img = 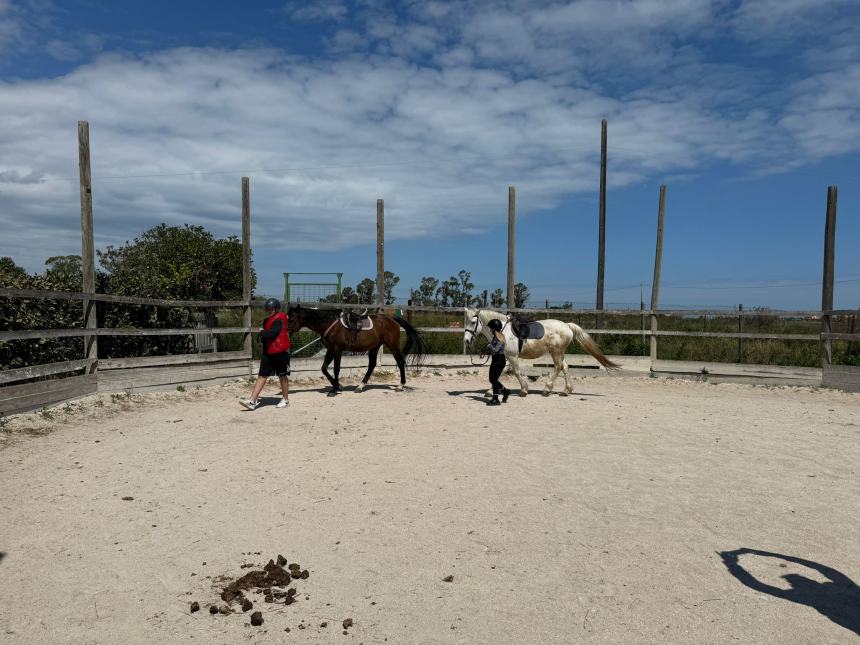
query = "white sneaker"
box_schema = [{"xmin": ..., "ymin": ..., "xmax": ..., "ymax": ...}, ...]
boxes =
[
  {"xmin": 240, "ymin": 398, "xmax": 259, "ymax": 411},
  {"xmin": 276, "ymin": 398, "xmax": 290, "ymax": 408}
]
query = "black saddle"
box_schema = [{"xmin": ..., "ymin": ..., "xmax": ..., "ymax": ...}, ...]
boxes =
[{"xmin": 508, "ymin": 313, "xmax": 544, "ymax": 351}]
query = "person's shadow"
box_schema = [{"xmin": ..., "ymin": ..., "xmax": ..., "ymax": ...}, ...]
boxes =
[{"xmin": 720, "ymin": 548, "xmax": 860, "ymax": 637}]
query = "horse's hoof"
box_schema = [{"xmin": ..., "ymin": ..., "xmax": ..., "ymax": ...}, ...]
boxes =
[
  {"xmin": 542, "ymin": 390, "xmax": 551, "ymax": 397},
  {"xmin": 327, "ymin": 390, "xmax": 339, "ymax": 397},
  {"xmin": 519, "ymin": 390, "xmax": 528, "ymax": 397},
  {"xmin": 395, "ymin": 385, "xmax": 404, "ymax": 392},
  {"xmin": 559, "ymin": 391, "xmax": 569, "ymax": 397},
  {"xmin": 354, "ymin": 384, "xmax": 365, "ymax": 393}
]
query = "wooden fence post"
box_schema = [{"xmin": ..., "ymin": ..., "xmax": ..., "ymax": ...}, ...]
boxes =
[
  {"xmin": 377, "ymin": 199, "xmax": 384, "ymax": 307},
  {"xmin": 596, "ymin": 118, "xmax": 607, "ymax": 329},
  {"xmin": 507, "ymin": 186, "xmax": 516, "ymax": 308},
  {"xmin": 78, "ymin": 121, "xmax": 97, "ymax": 375},
  {"xmin": 242, "ymin": 177, "xmax": 252, "ymax": 376},
  {"xmin": 650, "ymin": 185, "xmax": 667, "ymax": 363},
  {"xmin": 821, "ymin": 185, "xmax": 837, "ymax": 367},
  {"xmin": 737, "ymin": 304, "xmax": 743, "ymax": 363}
]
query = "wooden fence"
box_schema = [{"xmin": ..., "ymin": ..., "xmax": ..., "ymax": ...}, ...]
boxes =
[
  {"xmin": 0, "ymin": 286, "xmax": 254, "ymax": 415},
  {"xmin": 2, "ymin": 289, "xmax": 859, "ymax": 415},
  {"xmin": 2, "ymin": 120, "xmax": 858, "ymax": 415}
]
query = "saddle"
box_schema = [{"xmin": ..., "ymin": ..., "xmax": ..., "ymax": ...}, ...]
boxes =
[
  {"xmin": 339, "ymin": 308, "xmax": 374, "ymax": 346},
  {"xmin": 508, "ymin": 313, "xmax": 545, "ymax": 352}
]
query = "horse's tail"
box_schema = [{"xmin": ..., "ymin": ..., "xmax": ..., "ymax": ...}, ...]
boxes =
[
  {"xmin": 395, "ymin": 317, "xmax": 427, "ymax": 369},
  {"xmin": 566, "ymin": 323, "xmax": 621, "ymax": 370}
]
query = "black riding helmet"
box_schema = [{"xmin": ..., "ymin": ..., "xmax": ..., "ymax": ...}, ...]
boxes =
[
  {"xmin": 264, "ymin": 297, "xmax": 281, "ymax": 311},
  {"xmin": 487, "ymin": 318, "xmax": 503, "ymax": 332}
]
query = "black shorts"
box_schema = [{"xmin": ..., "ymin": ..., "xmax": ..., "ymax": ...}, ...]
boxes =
[{"xmin": 259, "ymin": 352, "xmax": 290, "ymax": 378}]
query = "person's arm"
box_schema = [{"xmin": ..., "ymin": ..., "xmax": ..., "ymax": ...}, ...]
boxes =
[{"xmin": 260, "ymin": 319, "xmax": 282, "ymax": 340}]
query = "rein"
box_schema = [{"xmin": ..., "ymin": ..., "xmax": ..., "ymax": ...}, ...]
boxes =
[{"xmin": 465, "ymin": 312, "xmax": 509, "ymax": 366}]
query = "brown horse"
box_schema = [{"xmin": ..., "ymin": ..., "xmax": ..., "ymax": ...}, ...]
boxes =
[{"xmin": 287, "ymin": 305, "xmax": 426, "ymax": 395}]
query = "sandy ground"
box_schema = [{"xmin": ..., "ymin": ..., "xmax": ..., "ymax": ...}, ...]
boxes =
[{"xmin": 1, "ymin": 372, "xmax": 859, "ymax": 645}]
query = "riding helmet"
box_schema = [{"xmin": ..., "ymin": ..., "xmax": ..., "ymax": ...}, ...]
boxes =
[
  {"xmin": 487, "ymin": 319, "xmax": 503, "ymax": 332},
  {"xmin": 264, "ymin": 297, "xmax": 281, "ymax": 311}
]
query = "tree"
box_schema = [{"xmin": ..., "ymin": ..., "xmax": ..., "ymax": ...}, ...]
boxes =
[
  {"xmin": 383, "ymin": 271, "xmax": 400, "ymax": 305},
  {"xmin": 98, "ymin": 224, "xmax": 250, "ymax": 301},
  {"xmin": 456, "ymin": 270, "xmax": 475, "ymax": 306},
  {"xmin": 436, "ymin": 276, "xmax": 460, "ymax": 307},
  {"xmin": 355, "ymin": 278, "xmax": 376, "ymax": 304},
  {"xmin": 480, "ymin": 289, "xmax": 488, "ymax": 307},
  {"xmin": 44, "ymin": 255, "xmax": 82, "ymax": 289},
  {"xmin": 1, "ymin": 258, "xmax": 84, "ymax": 368},
  {"xmin": 97, "ymin": 224, "xmax": 250, "ymax": 357},
  {"xmin": 410, "ymin": 276, "xmax": 438, "ymax": 306},
  {"xmin": 490, "ymin": 288, "xmax": 505, "ymax": 308},
  {"xmin": 513, "ymin": 282, "xmax": 530, "ymax": 308},
  {"xmin": 341, "ymin": 286, "xmax": 358, "ymax": 304},
  {"xmin": 0, "ymin": 256, "xmax": 27, "ymax": 279}
]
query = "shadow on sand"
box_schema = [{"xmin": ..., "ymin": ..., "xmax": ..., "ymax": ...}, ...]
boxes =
[{"xmin": 720, "ymin": 548, "xmax": 860, "ymax": 637}]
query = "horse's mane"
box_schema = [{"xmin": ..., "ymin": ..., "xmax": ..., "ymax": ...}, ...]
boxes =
[
  {"xmin": 476, "ymin": 310, "xmax": 507, "ymax": 324},
  {"xmin": 291, "ymin": 306, "xmax": 337, "ymax": 326}
]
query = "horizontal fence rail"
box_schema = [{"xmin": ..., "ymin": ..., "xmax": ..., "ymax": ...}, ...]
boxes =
[
  {"xmin": 0, "ymin": 327, "xmax": 251, "ymax": 341},
  {"xmin": 0, "ymin": 287, "xmax": 247, "ymax": 308},
  {"xmin": 2, "ymin": 286, "xmax": 859, "ymax": 415}
]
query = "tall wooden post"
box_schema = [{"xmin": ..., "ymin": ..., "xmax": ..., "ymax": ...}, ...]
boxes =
[
  {"xmin": 737, "ymin": 304, "xmax": 744, "ymax": 363},
  {"xmin": 821, "ymin": 185, "xmax": 837, "ymax": 367},
  {"xmin": 650, "ymin": 185, "xmax": 667, "ymax": 362},
  {"xmin": 241, "ymin": 177, "xmax": 252, "ymax": 374},
  {"xmin": 376, "ymin": 199, "xmax": 384, "ymax": 307},
  {"xmin": 596, "ymin": 119, "xmax": 607, "ymax": 328},
  {"xmin": 78, "ymin": 121, "xmax": 97, "ymax": 374},
  {"xmin": 507, "ymin": 186, "xmax": 516, "ymax": 309}
]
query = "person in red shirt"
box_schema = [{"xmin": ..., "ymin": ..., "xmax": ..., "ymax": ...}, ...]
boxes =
[{"xmin": 240, "ymin": 298, "xmax": 291, "ymax": 410}]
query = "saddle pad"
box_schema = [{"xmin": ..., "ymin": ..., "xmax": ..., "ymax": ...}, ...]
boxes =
[
  {"xmin": 339, "ymin": 313, "xmax": 374, "ymax": 331},
  {"xmin": 525, "ymin": 321, "xmax": 545, "ymax": 339}
]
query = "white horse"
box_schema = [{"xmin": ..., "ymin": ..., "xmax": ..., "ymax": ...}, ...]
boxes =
[{"xmin": 464, "ymin": 308, "xmax": 620, "ymax": 396}]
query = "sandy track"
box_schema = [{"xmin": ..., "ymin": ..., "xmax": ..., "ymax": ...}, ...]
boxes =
[{"xmin": 1, "ymin": 374, "xmax": 859, "ymax": 644}]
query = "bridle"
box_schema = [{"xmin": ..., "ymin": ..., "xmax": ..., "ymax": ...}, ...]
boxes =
[{"xmin": 465, "ymin": 311, "xmax": 508, "ymax": 366}]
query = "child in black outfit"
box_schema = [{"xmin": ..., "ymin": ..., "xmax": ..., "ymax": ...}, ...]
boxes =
[{"xmin": 485, "ymin": 318, "xmax": 511, "ymax": 406}]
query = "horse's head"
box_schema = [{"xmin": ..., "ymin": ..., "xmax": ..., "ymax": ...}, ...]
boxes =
[
  {"xmin": 463, "ymin": 308, "xmax": 483, "ymax": 349},
  {"xmin": 286, "ymin": 304, "xmax": 304, "ymax": 334}
]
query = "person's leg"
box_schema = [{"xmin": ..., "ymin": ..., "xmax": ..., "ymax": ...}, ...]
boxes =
[
  {"xmin": 499, "ymin": 356, "xmax": 510, "ymax": 402},
  {"xmin": 242, "ymin": 355, "xmax": 273, "ymax": 409},
  {"xmin": 488, "ymin": 356, "xmax": 503, "ymax": 404},
  {"xmin": 273, "ymin": 353, "xmax": 290, "ymax": 406},
  {"xmin": 250, "ymin": 376, "xmax": 267, "ymax": 401}
]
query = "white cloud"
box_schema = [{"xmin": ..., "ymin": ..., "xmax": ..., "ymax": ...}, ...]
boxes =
[
  {"xmin": 2, "ymin": 0, "xmax": 860, "ymax": 274},
  {"xmin": 1, "ymin": 42, "xmax": 857, "ymax": 274},
  {"xmin": 731, "ymin": 0, "xmax": 857, "ymax": 40},
  {"xmin": 0, "ymin": 0, "xmax": 23, "ymax": 52},
  {"xmin": 45, "ymin": 38, "xmax": 82, "ymax": 61},
  {"xmin": 282, "ymin": 0, "xmax": 348, "ymax": 22}
]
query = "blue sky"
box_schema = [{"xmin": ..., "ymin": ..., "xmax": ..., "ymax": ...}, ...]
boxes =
[{"xmin": 0, "ymin": 0, "xmax": 858, "ymax": 309}]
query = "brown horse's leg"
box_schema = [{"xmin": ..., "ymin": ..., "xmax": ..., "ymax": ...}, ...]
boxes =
[
  {"xmin": 333, "ymin": 350, "xmax": 343, "ymax": 391},
  {"xmin": 321, "ymin": 347, "xmax": 338, "ymax": 394},
  {"xmin": 390, "ymin": 348, "xmax": 406, "ymax": 389},
  {"xmin": 355, "ymin": 345, "xmax": 380, "ymax": 391}
]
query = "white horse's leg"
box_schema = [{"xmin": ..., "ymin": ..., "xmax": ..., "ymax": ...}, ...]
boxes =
[
  {"xmin": 508, "ymin": 355, "xmax": 529, "ymax": 396},
  {"xmin": 543, "ymin": 353, "xmax": 562, "ymax": 396},
  {"xmin": 562, "ymin": 357, "xmax": 573, "ymax": 394}
]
